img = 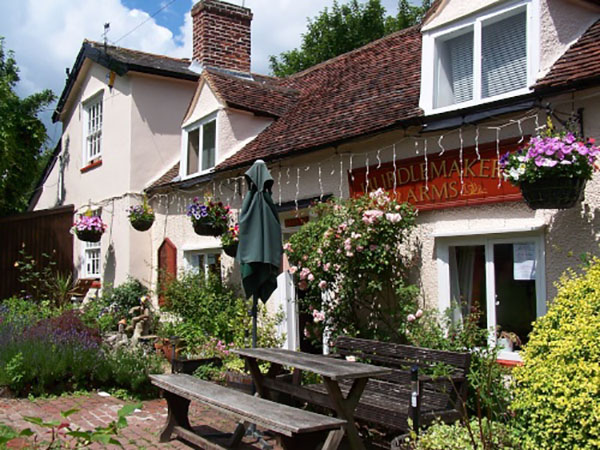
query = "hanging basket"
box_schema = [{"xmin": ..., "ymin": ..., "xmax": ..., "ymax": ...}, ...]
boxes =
[
  {"xmin": 76, "ymin": 229, "xmax": 103, "ymax": 243},
  {"xmin": 520, "ymin": 177, "xmax": 587, "ymax": 210},
  {"xmin": 130, "ymin": 216, "xmax": 154, "ymax": 232},
  {"xmin": 193, "ymin": 221, "xmax": 225, "ymax": 237},
  {"xmin": 223, "ymin": 242, "xmax": 238, "ymax": 258}
]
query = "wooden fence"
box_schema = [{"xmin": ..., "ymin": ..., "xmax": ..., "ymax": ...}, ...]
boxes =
[{"xmin": 0, "ymin": 205, "xmax": 74, "ymax": 300}]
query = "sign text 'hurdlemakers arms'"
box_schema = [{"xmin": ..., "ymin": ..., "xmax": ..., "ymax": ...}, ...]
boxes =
[{"xmin": 349, "ymin": 139, "xmax": 523, "ymax": 211}]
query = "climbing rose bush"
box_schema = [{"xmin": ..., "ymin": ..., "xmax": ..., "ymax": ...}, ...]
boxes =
[
  {"xmin": 285, "ymin": 189, "xmax": 419, "ymax": 343},
  {"xmin": 511, "ymin": 257, "xmax": 600, "ymax": 449}
]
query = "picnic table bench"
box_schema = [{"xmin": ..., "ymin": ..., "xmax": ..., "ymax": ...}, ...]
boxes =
[
  {"xmin": 301, "ymin": 336, "xmax": 471, "ymax": 433},
  {"xmin": 150, "ymin": 373, "xmax": 346, "ymax": 450}
]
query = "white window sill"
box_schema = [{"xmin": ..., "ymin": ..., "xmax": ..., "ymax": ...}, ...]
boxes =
[
  {"xmin": 423, "ymin": 87, "xmax": 532, "ymax": 116},
  {"xmin": 179, "ymin": 167, "xmax": 215, "ymax": 181}
]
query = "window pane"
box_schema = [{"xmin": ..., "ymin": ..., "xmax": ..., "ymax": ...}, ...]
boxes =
[
  {"xmin": 187, "ymin": 128, "xmax": 200, "ymax": 175},
  {"xmin": 482, "ymin": 10, "xmax": 527, "ymax": 98},
  {"xmin": 494, "ymin": 243, "xmax": 536, "ymax": 349},
  {"xmin": 449, "ymin": 245, "xmax": 487, "ymax": 332},
  {"xmin": 202, "ymin": 120, "xmax": 216, "ymax": 171},
  {"xmin": 435, "ymin": 29, "xmax": 474, "ymax": 108}
]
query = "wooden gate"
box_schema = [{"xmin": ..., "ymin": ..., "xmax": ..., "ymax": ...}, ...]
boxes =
[{"xmin": 0, "ymin": 205, "xmax": 74, "ymax": 300}]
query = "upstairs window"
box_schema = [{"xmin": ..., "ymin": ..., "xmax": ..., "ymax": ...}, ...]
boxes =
[
  {"xmin": 185, "ymin": 115, "xmax": 217, "ymax": 176},
  {"xmin": 423, "ymin": 1, "xmax": 537, "ymax": 114},
  {"xmin": 84, "ymin": 95, "xmax": 103, "ymax": 163}
]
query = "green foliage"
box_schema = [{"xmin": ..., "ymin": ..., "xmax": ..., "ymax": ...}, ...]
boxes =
[
  {"xmin": 402, "ymin": 418, "xmax": 516, "ymax": 450},
  {"xmin": 0, "ymin": 403, "xmax": 140, "ymax": 448},
  {"xmin": 14, "ymin": 246, "xmax": 73, "ymax": 307},
  {"xmin": 407, "ymin": 307, "xmax": 512, "ymax": 422},
  {"xmin": 286, "ymin": 190, "xmax": 419, "ymax": 343},
  {"xmin": 0, "ymin": 37, "xmax": 55, "ymax": 216},
  {"xmin": 512, "ymin": 257, "xmax": 600, "ymax": 449},
  {"xmin": 163, "ymin": 272, "xmax": 248, "ymax": 348},
  {"xmin": 103, "ymin": 277, "xmax": 149, "ymax": 318},
  {"xmin": 269, "ymin": 0, "xmax": 430, "ymax": 77}
]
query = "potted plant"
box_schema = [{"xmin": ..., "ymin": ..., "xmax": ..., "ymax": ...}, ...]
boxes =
[
  {"xmin": 221, "ymin": 224, "xmax": 239, "ymax": 257},
  {"xmin": 500, "ymin": 118, "xmax": 600, "ymax": 209},
  {"xmin": 127, "ymin": 195, "xmax": 155, "ymax": 231},
  {"xmin": 70, "ymin": 210, "xmax": 106, "ymax": 242},
  {"xmin": 187, "ymin": 197, "xmax": 230, "ymax": 236},
  {"xmin": 497, "ymin": 330, "xmax": 522, "ymax": 352}
]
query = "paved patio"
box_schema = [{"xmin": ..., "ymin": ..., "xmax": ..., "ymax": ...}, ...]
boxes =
[{"xmin": 0, "ymin": 392, "xmax": 281, "ymax": 449}]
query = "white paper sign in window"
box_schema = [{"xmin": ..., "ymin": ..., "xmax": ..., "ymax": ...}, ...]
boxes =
[{"xmin": 513, "ymin": 243, "xmax": 536, "ymax": 280}]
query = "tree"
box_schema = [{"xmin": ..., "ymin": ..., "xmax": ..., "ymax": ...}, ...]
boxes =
[
  {"xmin": 0, "ymin": 37, "xmax": 55, "ymax": 217},
  {"xmin": 269, "ymin": 0, "xmax": 432, "ymax": 77}
]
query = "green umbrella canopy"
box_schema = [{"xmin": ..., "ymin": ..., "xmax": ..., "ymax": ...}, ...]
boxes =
[{"xmin": 238, "ymin": 160, "xmax": 282, "ymax": 302}]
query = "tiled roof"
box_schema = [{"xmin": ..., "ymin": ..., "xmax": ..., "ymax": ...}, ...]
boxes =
[
  {"xmin": 204, "ymin": 68, "xmax": 300, "ymax": 117},
  {"xmin": 536, "ymin": 19, "xmax": 600, "ymax": 90},
  {"xmin": 147, "ymin": 163, "xmax": 180, "ymax": 190},
  {"xmin": 86, "ymin": 40, "xmax": 199, "ymax": 79},
  {"xmin": 53, "ymin": 41, "xmax": 198, "ymax": 122},
  {"xmin": 216, "ymin": 26, "xmax": 423, "ymax": 170}
]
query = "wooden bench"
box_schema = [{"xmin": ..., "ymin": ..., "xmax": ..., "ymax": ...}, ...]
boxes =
[
  {"xmin": 150, "ymin": 374, "xmax": 346, "ymax": 450},
  {"xmin": 293, "ymin": 336, "xmax": 471, "ymax": 433}
]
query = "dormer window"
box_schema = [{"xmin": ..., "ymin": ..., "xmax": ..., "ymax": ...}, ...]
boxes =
[
  {"xmin": 184, "ymin": 114, "xmax": 217, "ymax": 176},
  {"xmin": 421, "ymin": 0, "xmax": 538, "ymax": 114}
]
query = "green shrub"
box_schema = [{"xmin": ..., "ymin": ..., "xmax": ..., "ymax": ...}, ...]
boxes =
[
  {"xmin": 103, "ymin": 278, "xmax": 149, "ymax": 317},
  {"xmin": 163, "ymin": 272, "xmax": 247, "ymax": 348},
  {"xmin": 512, "ymin": 258, "xmax": 600, "ymax": 449},
  {"xmin": 402, "ymin": 419, "xmax": 516, "ymax": 450}
]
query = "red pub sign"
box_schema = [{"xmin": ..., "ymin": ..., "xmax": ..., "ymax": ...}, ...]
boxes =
[{"xmin": 349, "ymin": 139, "xmax": 523, "ymax": 211}]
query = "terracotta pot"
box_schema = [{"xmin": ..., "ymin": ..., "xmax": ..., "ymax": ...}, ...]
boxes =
[
  {"xmin": 520, "ymin": 177, "xmax": 586, "ymax": 210},
  {"xmin": 76, "ymin": 229, "xmax": 103, "ymax": 242},
  {"xmin": 131, "ymin": 216, "xmax": 154, "ymax": 231}
]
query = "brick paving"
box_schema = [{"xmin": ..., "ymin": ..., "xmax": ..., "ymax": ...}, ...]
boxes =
[{"xmin": 0, "ymin": 392, "xmax": 281, "ymax": 449}]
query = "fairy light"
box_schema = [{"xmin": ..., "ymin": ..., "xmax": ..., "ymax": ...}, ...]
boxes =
[
  {"xmin": 415, "ymin": 140, "xmax": 420, "ymax": 155},
  {"xmin": 424, "ymin": 138, "xmax": 429, "ymax": 192},
  {"xmin": 438, "ymin": 135, "xmax": 445, "ymax": 155},
  {"xmin": 349, "ymin": 153, "xmax": 354, "ymax": 182},
  {"xmin": 365, "ymin": 156, "xmax": 370, "ymax": 193},
  {"xmin": 318, "ymin": 163, "xmax": 324, "ymax": 200},
  {"xmin": 392, "ymin": 144, "xmax": 397, "ymax": 193},
  {"xmin": 495, "ymin": 127, "xmax": 501, "ymax": 187},
  {"xmin": 475, "ymin": 127, "xmax": 481, "ymax": 160},
  {"xmin": 286, "ymin": 167, "xmax": 290, "ymax": 186},
  {"xmin": 459, "ymin": 128, "xmax": 464, "ymax": 194},
  {"xmin": 517, "ymin": 119, "xmax": 524, "ymax": 143},
  {"xmin": 295, "ymin": 167, "xmax": 300, "ymax": 211},
  {"xmin": 376, "ymin": 149, "xmax": 382, "ymax": 169},
  {"xmin": 278, "ymin": 167, "xmax": 282, "ymax": 206},
  {"xmin": 339, "ymin": 154, "xmax": 344, "ymax": 199}
]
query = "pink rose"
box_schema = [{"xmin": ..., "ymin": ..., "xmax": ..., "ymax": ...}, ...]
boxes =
[
  {"xmin": 369, "ymin": 244, "xmax": 377, "ymax": 251},
  {"xmin": 307, "ymin": 273, "xmax": 315, "ymax": 282},
  {"xmin": 415, "ymin": 309, "xmax": 423, "ymax": 318},
  {"xmin": 302, "ymin": 255, "xmax": 308, "ymax": 261},
  {"xmin": 289, "ymin": 266, "xmax": 298, "ymax": 274},
  {"xmin": 318, "ymin": 280, "xmax": 327, "ymax": 289},
  {"xmin": 283, "ymin": 242, "xmax": 293, "ymax": 252},
  {"xmin": 407, "ymin": 314, "xmax": 416, "ymax": 322},
  {"xmin": 356, "ymin": 245, "xmax": 364, "ymax": 252},
  {"xmin": 323, "ymin": 263, "xmax": 331, "ymax": 272}
]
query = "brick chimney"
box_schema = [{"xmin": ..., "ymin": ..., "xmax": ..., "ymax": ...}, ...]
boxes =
[{"xmin": 191, "ymin": 0, "xmax": 252, "ymax": 73}]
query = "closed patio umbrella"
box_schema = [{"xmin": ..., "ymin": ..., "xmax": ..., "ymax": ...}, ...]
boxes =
[{"xmin": 237, "ymin": 159, "xmax": 282, "ymax": 347}]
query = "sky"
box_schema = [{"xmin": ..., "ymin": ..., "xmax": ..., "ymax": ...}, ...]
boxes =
[{"xmin": 0, "ymin": 0, "xmax": 403, "ymax": 145}]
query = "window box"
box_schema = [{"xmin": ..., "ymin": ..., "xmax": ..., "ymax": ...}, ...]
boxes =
[
  {"xmin": 420, "ymin": 0, "xmax": 539, "ymax": 115},
  {"xmin": 80, "ymin": 159, "xmax": 102, "ymax": 173}
]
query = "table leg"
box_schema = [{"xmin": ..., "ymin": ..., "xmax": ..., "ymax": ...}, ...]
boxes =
[
  {"xmin": 159, "ymin": 392, "xmax": 192, "ymax": 442},
  {"xmin": 322, "ymin": 377, "xmax": 367, "ymax": 450},
  {"xmin": 245, "ymin": 357, "xmax": 267, "ymax": 398}
]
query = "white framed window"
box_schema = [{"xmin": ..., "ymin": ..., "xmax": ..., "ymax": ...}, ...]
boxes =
[
  {"xmin": 182, "ymin": 113, "xmax": 217, "ymax": 177},
  {"xmin": 83, "ymin": 241, "xmax": 101, "ymax": 277},
  {"xmin": 83, "ymin": 93, "xmax": 103, "ymax": 164},
  {"xmin": 420, "ymin": 0, "xmax": 539, "ymax": 114},
  {"xmin": 436, "ymin": 232, "xmax": 546, "ymax": 361},
  {"xmin": 184, "ymin": 249, "xmax": 222, "ymax": 280}
]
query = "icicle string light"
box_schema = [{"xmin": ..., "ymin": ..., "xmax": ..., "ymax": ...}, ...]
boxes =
[
  {"xmin": 295, "ymin": 167, "xmax": 300, "ymax": 211},
  {"xmin": 495, "ymin": 127, "xmax": 501, "ymax": 187},
  {"xmin": 475, "ymin": 127, "xmax": 480, "ymax": 160},
  {"xmin": 438, "ymin": 135, "xmax": 445, "ymax": 155},
  {"xmin": 365, "ymin": 156, "xmax": 370, "ymax": 193},
  {"xmin": 349, "ymin": 153, "xmax": 354, "ymax": 182},
  {"xmin": 517, "ymin": 120, "xmax": 524, "ymax": 143},
  {"xmin": 278, "ymin": 167, "xmax": 282, "ymax": 205},
  {"xmin": 376, "ymin": 149, "xmax": 382, "ymax": 168},
  {"xmin": 424, "ymin": 138, "xmax": 429, "ymax": 192},
  {"xmin": 318, "ymin": 163, "xmax": 324, "ymax": 200},
  {"xmin": 392, "ymin": 144, "xmax": 397, "ymax": 193},
  {"xmin": 339, "ymin": 155, "xmax": 344, "ymax": 199},
  {"xmin": 459, "ymin": 128, "xmax": 464, "ymax": 194}
]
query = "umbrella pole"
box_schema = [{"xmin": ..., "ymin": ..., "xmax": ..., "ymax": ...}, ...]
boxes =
[{"xmin": 251, "ymin": 296, "xmax": 258, "ymax": 348}]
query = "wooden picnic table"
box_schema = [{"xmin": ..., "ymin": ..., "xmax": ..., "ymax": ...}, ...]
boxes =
[{"xmin": 233, "ymin": 347, "xmax": 392, "ymax": 450}]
